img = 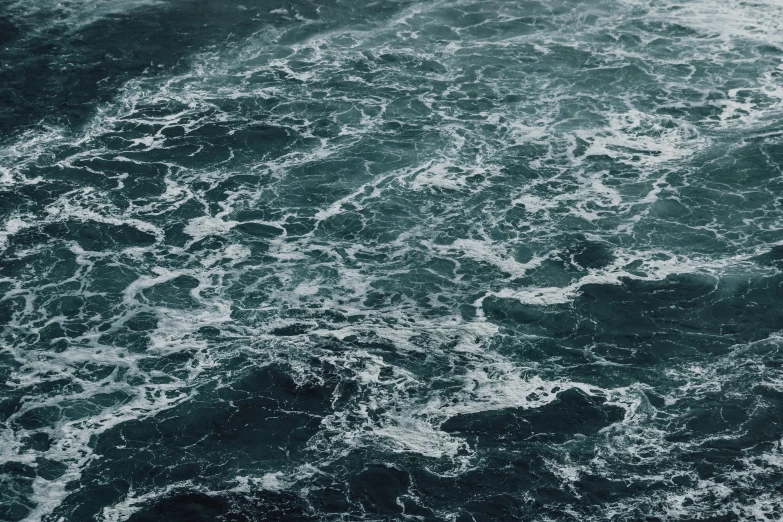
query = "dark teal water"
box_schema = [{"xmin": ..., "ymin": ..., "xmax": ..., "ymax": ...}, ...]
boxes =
[{"xmin": 2, "ymin": 0, "xmax": 783, "ymax": 520}]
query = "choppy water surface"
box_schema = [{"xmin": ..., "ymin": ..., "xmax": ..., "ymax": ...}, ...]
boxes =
[{"xmin": 2, "ymin": 0, "xmax": 783, "ymax": 520}]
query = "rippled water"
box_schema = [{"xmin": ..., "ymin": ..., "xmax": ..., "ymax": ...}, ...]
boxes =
[{"xmin": 2, "ymin": 0, "xmax": 783, "ymax": 520}]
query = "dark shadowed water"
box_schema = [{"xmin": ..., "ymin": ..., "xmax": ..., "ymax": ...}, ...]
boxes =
[{"xmin": 2, "ymin": 0, "xmax": 783, "ymax": 520}]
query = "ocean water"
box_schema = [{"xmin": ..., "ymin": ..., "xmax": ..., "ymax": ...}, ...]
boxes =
[{"xmin": 2, "ymin": 0, "xmax": 783, "ymax": 520}]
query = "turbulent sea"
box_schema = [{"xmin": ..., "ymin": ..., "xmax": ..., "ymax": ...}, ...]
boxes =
[{"xmin": 3, "ymin": 0, "xmax": 783, "ymax": 520}]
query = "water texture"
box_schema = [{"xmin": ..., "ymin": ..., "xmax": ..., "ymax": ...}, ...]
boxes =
[{"xmin": 1, "ymin": 0, "xmax": 783, "ymax": 520}]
